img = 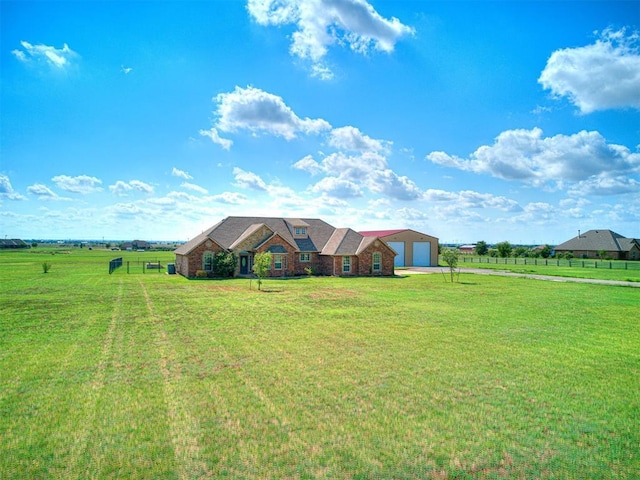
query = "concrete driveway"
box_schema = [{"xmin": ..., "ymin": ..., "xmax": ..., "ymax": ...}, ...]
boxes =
[{"xmin": 401, "ymin": 266, "xmax": 640, "ymax": 288}]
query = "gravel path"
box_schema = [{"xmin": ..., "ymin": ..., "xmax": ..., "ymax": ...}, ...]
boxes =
[{"xmin": 401, "ymin": 267, "xmax": 640, "ymax": 288}]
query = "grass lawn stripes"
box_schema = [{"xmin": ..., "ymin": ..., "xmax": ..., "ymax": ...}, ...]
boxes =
[{"xmin": 0, "ymin": 248, "xmax": 638, "ymax": 478}]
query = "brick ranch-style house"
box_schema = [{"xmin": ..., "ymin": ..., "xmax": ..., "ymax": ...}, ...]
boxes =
[
  {"xmin": 174, "ymin": 216, "xmax": 397, "ymax": 278},
  {"xmin": 554, "ymin": 229, "xmax": 640, "ymax": 260}
]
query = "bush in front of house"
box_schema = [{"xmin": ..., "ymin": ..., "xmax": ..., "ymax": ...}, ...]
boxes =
[{"xmin": 212, "ymin": 251, "xmax": 237, "ymax": 278}]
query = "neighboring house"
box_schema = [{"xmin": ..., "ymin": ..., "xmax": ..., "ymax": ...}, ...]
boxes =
[
  {"xmin": 174, "ymin": 216, "xmax": 397, "ymax": 278},
  {"xmin": 0, "ymin": 239, "xmax": 29, "ymax": 249},
  {"xmin": 458, "ymin": 245, "xmax": 476, "ymax": 255},
  {"xmin": 121, "ymin": 240, "xmax": 151, "ymax": 251},
  {"xmin": 554, "ymin": 230, "xmax": 640, "ymax": 260},
  {"xmin": 359, "ymin": 229, "xmax": 439, "ymax": 267}
]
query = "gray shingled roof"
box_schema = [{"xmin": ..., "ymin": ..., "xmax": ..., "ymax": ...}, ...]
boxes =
[
  {"xmin": 175, "ymin": 216, "xmax": 358, "ymax": 256},
  {"xmin": 555, "ymin": 229, "xmax": 635, "ymax": 252}
]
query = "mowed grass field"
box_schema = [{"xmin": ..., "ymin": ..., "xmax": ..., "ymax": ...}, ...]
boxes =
[{"xmin": 1, "ymin": 248, "xmax": 638, "ymax": 479}]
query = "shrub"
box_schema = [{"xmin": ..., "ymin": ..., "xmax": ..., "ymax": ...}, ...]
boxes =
[
  {"xmin": 42, "ymin": 262, "xmax": 52, "ymax": 273},
  {"xmin": 212, "ymin": 251, "xmax": 237, "ymax": 277},
  {"xmin": 195, "ymin": 270, "xmax": 207, "ymax": 278}
]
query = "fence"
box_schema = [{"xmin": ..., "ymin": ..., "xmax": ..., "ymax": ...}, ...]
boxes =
[
  {"xmin": 457, "ymin": 256, "xmax": 640, "ymax": 271},
  {"xmin": 108, "ymin": 257, "xmax": 123, "ymax": 274},
  {"xmin": 108, "ymin": 257, "xmax": 166, "ymax": 274}
]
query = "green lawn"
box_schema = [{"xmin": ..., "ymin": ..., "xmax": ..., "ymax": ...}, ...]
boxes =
[{"xmin": 1, "ymin": 248, "xmax": 639, "ymax": 478}]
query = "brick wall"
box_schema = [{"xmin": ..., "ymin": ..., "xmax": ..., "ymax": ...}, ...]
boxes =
[
  {"xmin": 255, "ymin": 234, "xmax": 295, "ymax": 277},
  {"xmin": 176, "ymin": 240, "xmax": 224, "ymax": 277},
  {"xmin": 357, "ymin": 241, "xmax": 395, "ymax": 276}
]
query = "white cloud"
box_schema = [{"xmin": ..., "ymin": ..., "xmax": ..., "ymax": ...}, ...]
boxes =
[
  {"xmin": 368, "ymin": 169, "xmax": 422, "ymax": 201},
  {"xmin": 568, "ymin": 174, "xmax": 640, "ymax": 196},
  {"xmin": 232, "ymin": 167, "xmax": 269, "ymax": 191},
  {"xmin": 539, "ymin": 27, "xmax": 640, "ymax": 113},
  {"xmin": 199, "ymin": 127, "xmax": 233, "ymax": 150},
  {"xmin": 171, "ymin": 167, "xmax": 193, "ymax": 180},
  {"xmin": 181, "ymin": 182, "xmax": 209, "ymax": 194},
  {"xmin": 311, "ymin": 176, "xmax": 363, "ymax": 197},
  {"xmin": 426, "ymin": 128, "xmax": 640, "ymax": 191},
  {"xmin": 12, "ymin": 41, "xmax": 78, "ymax": 70},
  {"xmin": 109, "ymin": 180, "xmax": 153, "ymax": 196},
  {"xmin": 213, "ymin": 86, "xmax": 331, "ymax": 140},
  {"xmin": 423, "ymin": 189, "xmax": 522, "ymax": 212},
  {"xmin": 247, "ymin": 0, "xmax": 414, "ymax": 78},
  {"xmin": 292, "ymin": 154, "xmax": 323, "ymax": 175},
  {"xmin": 52, "ymin": 175, "xmax": 102, "ymax": 194},
  {"xmin": 328, "ymin": 126, "xmax": 390, "ymax": 153},
  {"xmin": 129, "ymin": 180, "xmax": 154, "ymax": 194},
  {"xmin": 298, "ymin": 150, "xmax": 422, "ymax": 202},
  {"xmin": 0, "ymin": 175, "xmax": 26, "ymax": 200},
  {"xmin": 210, "ymin": 192, "xmax": 249, "ymax": 204},
  {"xmin": 26, "ymin": 183, "xmax": 69, "ymax": 201}
]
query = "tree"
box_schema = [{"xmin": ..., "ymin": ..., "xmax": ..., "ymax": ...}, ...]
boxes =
[
  {"xmin": 252, "ymin": 251, "xmax": 272, "ymax": 290},
  {"xmin": 441, "ymin": 248, "xmax": 460, "ymax": 283},
  {"xmin": 513, "ymin": 246, "xmax": 528, "ymax": 257},
  {"xmin": 496, "ymin": 241, "xmax": 512, "ymax": 258},
  {"xmin": 475, "ymin": 240, "xmax": 488, "ymax": 256},
  {"xmin": 540, "ymin": 244, "xmax": 552, "ymax": 258}
]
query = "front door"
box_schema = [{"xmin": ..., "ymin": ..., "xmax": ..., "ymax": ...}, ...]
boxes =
[{"xmin": 240, "ymin": 255, "xmax": 249, "ymax": 274}]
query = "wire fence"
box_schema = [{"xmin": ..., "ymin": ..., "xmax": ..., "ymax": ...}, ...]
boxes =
[
  {"xmin": 457, "ymin": 256, "xmax": 640, "ymax": 271},
  {"xmin": 108, "ymin": 258, "xmax": 168, "ymax": 274}
]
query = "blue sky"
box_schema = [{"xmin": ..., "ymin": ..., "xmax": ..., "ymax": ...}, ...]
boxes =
[{"xmin": 1, "ymin": 0, "xmax": 639, "ymax": 244}]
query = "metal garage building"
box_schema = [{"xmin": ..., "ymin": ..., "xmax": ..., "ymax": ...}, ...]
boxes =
[{"xmin": 359, "ymin": 229, "xmax": 439, "ymax": 267}]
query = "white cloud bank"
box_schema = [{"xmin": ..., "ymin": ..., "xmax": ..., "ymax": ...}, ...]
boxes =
[
  {"xmin": 26, "ymin": 184, "xmax": 70, "ymax": 201},
  {"xmin": 171, "ymin": 167, "xmax": 193, "ymax": 180},
  {"xmin": 12, "ymin": 41, "xmax": 78, "ymax": 70},
  {"xmin": 109, "ymin": 180, "xmax": 154, "ymax": 196},
  {"xmin": 539, "ymin": 27, "xmax": 640, "ymax": 113},
  {"xmin": 427, "ymin": 127, "xmax": 640, "ymax": 195},
  {"xmin": 0, "ymin": 175, "xmax": 26, "ymax": 200},
  {"xmin": 247, "ymin": 0, "xmax": 414, "ymax": 79},
  {"xmin": 212, "ymin": 86, "xmax": 331, "ymax": 140},
  {"xmin": 52, "ymin": 175, "xmax": 103, "ymax": 194}
]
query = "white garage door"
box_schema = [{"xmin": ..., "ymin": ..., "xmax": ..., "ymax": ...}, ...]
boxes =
[
  {"xmin": 388, "ymin": 241, "xmax": 405, "ymax": 267},
  {"xmin": 413, "ymin": 242, "xmax": 431, "ymax": 266}
]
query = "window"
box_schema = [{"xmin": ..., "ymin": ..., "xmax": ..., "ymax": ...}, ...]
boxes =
[
  {"xmin": 274, "ymin": 254, "xmax": 283, "ymax": 270},
  {"xmin": 372, "ymin": 252, "xmax": 381, "ymax": 272},
  {"xmin": 342, "ymin": 256, "xmax": 351, "ymax": 273},
  {"xmin": 300, "ymin": 253, "xmax": 310, "ymax": 262},
  {"xmin": 203, "ymin": 251, "xmax": 214, "ymax": 271},
  {"xmin": 295, "ymin": 226, "xmax": 307, "ymax": 236}
]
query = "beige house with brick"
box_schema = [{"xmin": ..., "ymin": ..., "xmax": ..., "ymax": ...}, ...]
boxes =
[{"xmin": 174, "ymin": 216, "xmax": 396, "ymax": 278}]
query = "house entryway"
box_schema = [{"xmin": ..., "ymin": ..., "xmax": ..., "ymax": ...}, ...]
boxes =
[{"xmin": 240, "ymin": 255, "xmax": 250, "ymax": 275}]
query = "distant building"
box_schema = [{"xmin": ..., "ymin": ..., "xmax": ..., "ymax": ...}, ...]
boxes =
[
  {"xmin": 121, "ymin": 240, "xmax": 150, "ymax": 251},
  {"xmin": 554, "ymin": 230, "xmax": 640, "ymax": 260},
  {"xmin": 0, "ymin": 239, "xmax": 29, "ymax": 249},
  {"xmin": 458, "ymin": 244, "xmax": 476, "ymax": 254}
]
